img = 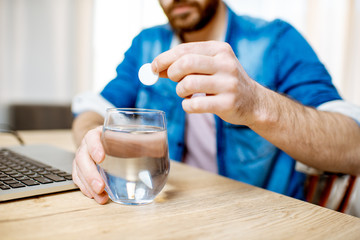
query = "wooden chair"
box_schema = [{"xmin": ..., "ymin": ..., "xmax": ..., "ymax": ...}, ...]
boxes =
[
  {"xmin": 296, "ymin": 162, "xmax": 357, "ymax": 213},
  {"xmin": 305, "ymin": 174, "xmax": 356, "ymax": 213}
]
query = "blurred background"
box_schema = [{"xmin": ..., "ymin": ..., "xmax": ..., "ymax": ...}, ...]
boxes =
[{"xmin": 0, "ymin": 0, "xmax": 359, "ymax": 129}]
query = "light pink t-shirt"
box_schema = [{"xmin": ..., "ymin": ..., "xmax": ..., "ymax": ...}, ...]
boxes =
[
  {"xmin": 170, "ymin": 34, "xmax": 222, "ymax": 174},
  {"xmin": 183, "ymin": 113, "xmax": 218, "ymax": 173}
]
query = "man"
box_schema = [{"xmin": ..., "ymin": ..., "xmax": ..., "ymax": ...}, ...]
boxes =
[{"xmin": 72, "ymin": 0, "xmax": 360, "ymax": 204}]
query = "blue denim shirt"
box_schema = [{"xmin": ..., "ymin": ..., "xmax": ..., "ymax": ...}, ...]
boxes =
[{"xmin": 101, "ymin": 7, "xmax": 341, "ymax": 199}]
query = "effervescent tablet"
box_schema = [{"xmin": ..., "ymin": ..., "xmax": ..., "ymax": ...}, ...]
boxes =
[{"xmin": 138, "ymin": 63, "xmax": 159, "ymax": 86}]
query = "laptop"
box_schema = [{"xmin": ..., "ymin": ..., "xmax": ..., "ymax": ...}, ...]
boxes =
[{"xmin": 0, "ymin": 144, "xmax": 78, "ymax": 202}]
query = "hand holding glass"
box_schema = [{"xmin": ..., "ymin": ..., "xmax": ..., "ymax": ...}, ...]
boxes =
[{"xmin": 98, "ymin": 108, "xmax": 170, "ymax": 205}]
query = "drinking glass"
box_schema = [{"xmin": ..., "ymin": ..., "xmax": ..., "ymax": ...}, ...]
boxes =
[{"xmin": 98, "ymin": 108, "xmax": 170, "ymax": 205}]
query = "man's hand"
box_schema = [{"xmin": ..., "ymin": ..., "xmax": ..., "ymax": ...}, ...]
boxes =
[
  {"xmin": 72, "ymin": 126, "xmax": 109, "ymax": 204},
  {"xmin": 152, "ymin": 41, "xmax": 266, "ymax": 127},
  {"xmin": 152, "ymin": 40, "xmax": 360, "ymax": 175}
]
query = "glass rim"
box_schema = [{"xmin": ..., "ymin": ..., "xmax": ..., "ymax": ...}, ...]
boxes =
[{"xmin": 105, "ymin": 108, "xmax": 165, "ymax": 115}]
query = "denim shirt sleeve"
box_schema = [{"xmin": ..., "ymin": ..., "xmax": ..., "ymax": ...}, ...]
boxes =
[{"xmin": 274, "ymin": 20, "xmax": 342, "ymax": 107}]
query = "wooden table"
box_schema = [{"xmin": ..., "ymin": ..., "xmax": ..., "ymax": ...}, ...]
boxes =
[{"xmin": 1, "ymin": 130, "xmax": 359, "ymax": 239}]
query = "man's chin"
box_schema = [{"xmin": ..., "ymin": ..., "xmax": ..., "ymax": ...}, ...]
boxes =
[{"xmin": 170, "ymin": 17, "xmax": 202, "ymax": 33}]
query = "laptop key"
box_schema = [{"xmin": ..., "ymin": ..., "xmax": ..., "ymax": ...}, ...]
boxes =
[
  {"xmin": 0, "ymin": 185, "xmax": 11, "ymax": 190},
  {"xmin": 11, "ymin": 166, "xmax": 23, "ymax": 170},
  {"xmin": 23, "ymin": 170, "xmax": 35, "ymax": 176},
  {"xmin": 9, "ymin": 173, "xmax": 23, "ymax": 178},
  {"xmin": 64, "ymin": 175, "xmax": 73, "ymax": 180},
  {"xmin": 3, "ymin": 168, "xmax": 13, "ymax": 173},
  {"xmin": 45, "ymin": 167, "xmax": 59, "ymax": 172},
  {"xmin": 44, "ymin": 174, "xmax": 66, "ymax": 182},
  {"xmin": 23, "ymin": 163, "xmax": 32, "ymax": 168},
  {"xmin": 9, "ymin": 183, "xmax": 26, "ymax": 188},
  {"xmin": 58, "ymin": 173, "xmax": 70, "ymax": 177},
  {"xmin": 5, "ymin": 170, "xmax": 17, "ymax": 175},
  {"xmin": 21, "ymin": 179, "xmax": 40, "ymax": 186},
  {"xmin": 8, "ymin": 163, "xmax": 19, "ymax": 168},
  {"xmin": 32, "ymin": 168, "xmax": 45, "ymax": 173},
  {"xmin": 0, "ymin": 177, "xmax": 13, "ymax": 181},
  {"xmin": 50, "ymin": 170, "xmax": 63, "ymax": 174},
  {"xmin": 33, "ymin": 177, "xmax": 53, "ymax": 184},
  {"xmin": 28, "ymin": 173, "xmax": 42, "ymax": 178},
  {"xmin": 17, "ymin": 168, "xmax": 29, "ymax": 173},
  {"xmin": 0, "ymin": 174, "xmax": 8, "ymax": 179},
  {"xmin": 4, "ymin": 180, "xmax": 18, "ymax": 185},
  {"xmin": 15, "ymin": 176, "xmax": 31, "ymax": 181}
]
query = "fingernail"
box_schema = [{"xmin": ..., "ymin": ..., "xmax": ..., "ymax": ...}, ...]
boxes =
[
  {"xmin": 94, "ymin": 149, "xmax": 104, "ymax": 163},
  {"xmin": 92, "ymin": 179, "xmax": 103, "ymax": 194},
  {"xmin": 191, "ymin": 93, "xmax": 206, "ymax": 98},
  {"xmin": 152, "ymin": 61, "xmax": 158, "ymax": 73}
]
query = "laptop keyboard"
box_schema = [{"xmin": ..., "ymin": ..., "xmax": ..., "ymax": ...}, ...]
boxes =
[{"xmin": 0, "ymin": 148, "xmax": 73, "ymax": 190}]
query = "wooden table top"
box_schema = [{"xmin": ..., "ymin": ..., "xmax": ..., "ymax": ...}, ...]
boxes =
[{"xmin": 1, "ymin": 130, "xmax": 359, "ymax": 240}]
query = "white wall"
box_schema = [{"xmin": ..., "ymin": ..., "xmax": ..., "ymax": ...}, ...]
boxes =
[
  {"xmin": 343, "ymin": 0, "xmax": 360, "ymax": 105},
  {"xmin": 92, "ymin": 0, "xmax": 167, "ymax": 91}
]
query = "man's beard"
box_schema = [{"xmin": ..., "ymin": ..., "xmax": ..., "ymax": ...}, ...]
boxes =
[{"xmin": 164, "ymin": 0, "xmax": 220, "ymax": 33}]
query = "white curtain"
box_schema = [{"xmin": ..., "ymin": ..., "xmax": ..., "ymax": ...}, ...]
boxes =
[{"xmin": 0, "ymin": 0, "xmax": 93, "ymax": 123}]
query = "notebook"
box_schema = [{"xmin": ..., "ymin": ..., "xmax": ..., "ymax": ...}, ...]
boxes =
[{"xmin": 0, "ymin": 144, "xmax": 78, "ymax": 201}]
